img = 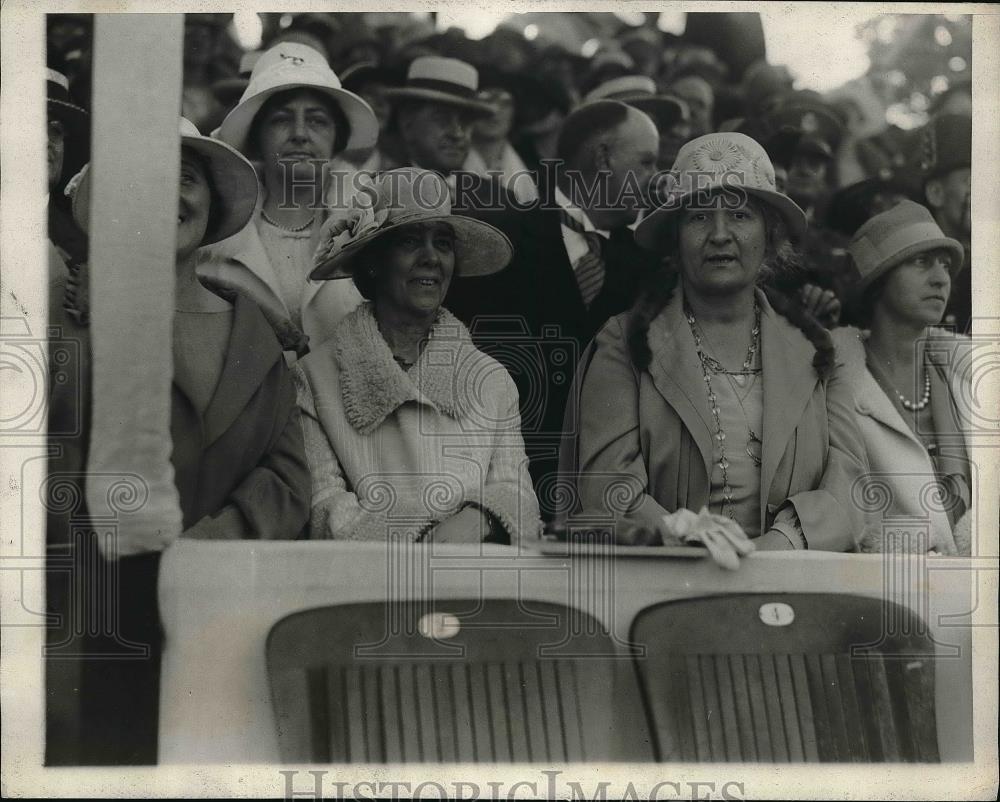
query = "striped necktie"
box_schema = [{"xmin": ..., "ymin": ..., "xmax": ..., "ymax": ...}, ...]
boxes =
[{"xmin": 559, "ymin": 209, "xmax": 606, "ymax": 307}]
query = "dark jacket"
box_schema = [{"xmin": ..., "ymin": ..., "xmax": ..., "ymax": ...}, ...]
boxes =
[{"xmin": 444, "ymin": 177, "xmax": 660, "ymax": 516}]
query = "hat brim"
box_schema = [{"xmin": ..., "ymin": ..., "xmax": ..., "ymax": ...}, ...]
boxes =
[
  {"xmin": 854, "ymin": 235, "xmax": 965, "ymax": 292},
  {"xmin": 310, "ymin": 213, "xmax": 512, "ymax": 281},
  {"xmin": 635, "ymin": 186, "xmax": 808, "ymax": 252},
  {"xmin": 70, "ymin": 135, "xmax": 259, "ymax": 247},
  {"xmin": 48, "ymin": 98, "xmax": 89, "ymax": 135},
  {"xmin": 219, "ymin": 81, "xmax": 380, "ymax": 155},
  {"xmin": 382, "ymin": 87, "xmax": 495, "ymax": 118},
  {"xmin": 180, "ymin": 135, "xmax": 260, "ymax": 244}
]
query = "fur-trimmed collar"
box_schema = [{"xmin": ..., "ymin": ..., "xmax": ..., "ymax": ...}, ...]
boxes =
[{"xmin": 333, "ymin": 302, "xmax": 479, "ymax": 434}]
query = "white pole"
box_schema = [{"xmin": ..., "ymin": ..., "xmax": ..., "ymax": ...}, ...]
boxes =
[{"xmin": 84, "ymin": 13, "xmax": 185, "ymax": 557}]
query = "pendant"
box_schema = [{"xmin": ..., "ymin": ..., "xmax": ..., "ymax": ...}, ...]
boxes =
[{"xmin": 733, "ymin": 374, "xmax": 748, "ymax": 388}]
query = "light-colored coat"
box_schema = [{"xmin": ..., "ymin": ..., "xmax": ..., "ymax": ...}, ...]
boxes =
[
  {"xmin": 202, "ymin": 184, "xmax": 363, "ymax": 352},
  {"xmin": 830, "ymin": 326, "xmax": 973, "ymax": 554},
  {"xmin": 561, "ymin": 288, "xmax": 869, "ymax": 551},
  {"xmin": 293, "ymin": 303, "xmax": 542, "ymax": 544}
]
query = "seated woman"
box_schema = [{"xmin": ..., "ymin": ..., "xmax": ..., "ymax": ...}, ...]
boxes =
[
  {"xmin": 209, "ymin": 41, "xmax": 381, "ymax": 353},
  {"xmin": 561, "ymin": 133, "xmax": 868, "ymax": 566},
  {"xmin": 51, "ymin": 117, "xmax": 311, "ymax": 763},
  {"xmin": 833, "ymin": 200, "xmax": 972, "ymax": 555},
  {"xmin": 295, "ymin": 168, "xmax": 542, "ymax": 544}
]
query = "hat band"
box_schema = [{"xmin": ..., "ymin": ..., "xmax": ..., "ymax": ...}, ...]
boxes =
[
  {"xmin": 406, "ymin": 77, "xmax": 478, "ymax": 100},
  {"xmin": 852, "ymin": 221, "xmax": 948, "ymax": 277},
  {"xmin": 47, "ymin": 82, "xmax": 74, "ymax": 104}
]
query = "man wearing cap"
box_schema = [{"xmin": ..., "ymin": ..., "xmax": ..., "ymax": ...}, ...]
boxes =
[{"xmin": 917, "ymin": 114, "xmax": 971, "ymax": 331}]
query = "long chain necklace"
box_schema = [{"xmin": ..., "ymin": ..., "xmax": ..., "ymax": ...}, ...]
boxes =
[
  {"xmin": 261, "ymin": 208, "xmax": 314, "ymax": 232},
  {"xmin": 685, "ymin": 302, "xmax": 762, "ymax": 516}
]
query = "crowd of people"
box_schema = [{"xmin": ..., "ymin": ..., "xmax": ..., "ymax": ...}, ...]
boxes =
[{"xmin": 44, "ymin": 12, "xmax": 975, "ymax": 764}]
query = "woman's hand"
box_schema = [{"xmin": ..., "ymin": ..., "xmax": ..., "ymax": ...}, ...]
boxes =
[
  {"xmin": 423, "ymin": 506, "xmax": 490, "ymax": 544},
  {"xmin": 659, "ymin": 508, "xmax": 755, "ymax": 570},
  {"xmin": 799, "ymin": 284, "xmax": 841, "ymax": 328}
]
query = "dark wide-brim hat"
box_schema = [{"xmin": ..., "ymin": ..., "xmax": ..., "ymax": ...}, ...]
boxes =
[
  {"xmin": 68, "ymin": 117, "xmax": 259, "ymax": 247},
  {"xmin": 848, "ymin": 200, "xmax": 965, "ymax": 292},
  {"xmin": 312, "ymin": 168, "xmax": 512, "ymax": 280},
  {"xmin": 382, "ymin": 56, "xmax": 495, "ymax": 118},
  {"xmin": 47, "ymin": 68, "xmax": 88, "ymax": 138}
]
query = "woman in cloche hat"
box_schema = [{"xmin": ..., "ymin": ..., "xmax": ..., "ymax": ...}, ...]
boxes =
[
  {"xmin": 561, "ymin": 132, "xmax": 868, "ymax": 568},
  {"xmin": 53, "ymin": 117, "xmax": 310, "ymax": 763},
  {"xmin": 832, "ymin": 200, "xmax": 972, "ymax": 556},
  {"xmin": 294, "ymin": 168, "xmax": 541, "ymax": 546},
  {"xmin": 207, "ymin": 41, "xmax": 380, "ymax": 353}
]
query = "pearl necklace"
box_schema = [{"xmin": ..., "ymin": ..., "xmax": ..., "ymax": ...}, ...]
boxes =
[
  {"xmin": 261, "ymin": 208, "xmax": 314, "ymax": 232},
  {"xmin": 685, "ymin": 302, "xmax": 762, "ymax": 517},
  {"xmin": 896, "ymin": 372, "xmax": 931, "ymax": 411}
]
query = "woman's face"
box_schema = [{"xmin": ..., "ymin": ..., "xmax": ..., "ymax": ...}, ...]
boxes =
[
  {"xmin": 876, "ymin": 248, "xmax": 953, "ymax": 328},
  {"xmin": 256, "ymin": 89, "xmax": 340, "ymax": 185},
  {"xmin": 177, "ymin": 149, "xmax": 212, "ymax": 259},
  {"xmin": 677, "ymin": 198, "xmax": 767, "ymax": 298},
  {"xmin": 374, "ymin": 222, "xmax": 456, "ymax": 319}
]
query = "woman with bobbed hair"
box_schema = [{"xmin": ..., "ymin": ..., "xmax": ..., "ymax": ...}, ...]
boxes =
[
  {"xmin": 561, "ymin": 133, "xmax": 868, "ymax": 568},
  {"xmin": 833, "ymin": 200, "xmax": 972, "ymax": 555}
]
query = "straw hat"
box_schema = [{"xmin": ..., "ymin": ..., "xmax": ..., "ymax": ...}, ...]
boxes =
[
  {"xmin": 68, "ymin": 117, "xmax": 258, "ymax": 247},
  {"xmin": 583, "ymin": 75, "xmax": 688, "ymax": 130},
  {"xmin": 311, "ymin": 168, "xmax": 511, "ymax": 280},
  {"xmin": 217, "ymin": 42, "xmax": 379, "ymax": 156},
  {"xmin": 847, "ymin": 200, "xmax": 964, "ymax": 292},
  {"xmin": 382, "ymin": 57, "xmax": 495, "ymax": 117},
  {"xmin": 635, "ymin": 131, "xmax": 808, "ymax": 250}
]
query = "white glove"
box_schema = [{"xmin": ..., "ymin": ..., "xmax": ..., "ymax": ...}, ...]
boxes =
[{"xmin": 660, "ymin": 507, "xmax": 755, "ymax": 570}]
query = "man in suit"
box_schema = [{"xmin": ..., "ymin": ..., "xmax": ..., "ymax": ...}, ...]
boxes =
[{"xmin": 449, "ymin": 99, "xmax": 661, "ymax": 521}]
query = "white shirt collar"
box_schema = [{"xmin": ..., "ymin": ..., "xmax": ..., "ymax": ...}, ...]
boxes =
[{"xmin": 553, "ymin": 186, "xmax": 609, "ymax": 238}]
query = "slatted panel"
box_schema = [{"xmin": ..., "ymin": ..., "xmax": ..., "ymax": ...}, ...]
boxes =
[
  {"xmin": 273, "ymin": 659, "xmax": 608, "ymax": 762},
  {"xmin": 644, "ymin": 652, "xmax": 936, "ymax": 762}
]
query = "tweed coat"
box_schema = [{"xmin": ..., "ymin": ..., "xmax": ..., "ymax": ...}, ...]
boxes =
[
  {"xmin": 560, "ymin": 288, "xmax": 869, "ymax": 551},
  {"xmin": 293, "ymin": 302, "xmax": 543, "ymax": 545},
  {"xmin": 830, "ymin": 326, "xmax": 973, "ymax": 555}
]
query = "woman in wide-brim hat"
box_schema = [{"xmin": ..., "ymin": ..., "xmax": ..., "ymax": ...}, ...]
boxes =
[
  {"xmin": 47, "ymin": 66, "xmax": 91, "ymax": 265},
  {"xmin": 295, "ymin": 167, "xmax": 541, "ymax": 546},
  {"xmin": 832, "ymin": 200, "xmax": 971, "ymax": 556},
  {"xmin": 560, "ymin": 132, "xmax": 868, "ymax": 567},
  {"xmin": 52, "ymin": 116, "xmax": 311, "ymax": 764},
  {"xmin": 206, "ymin": 41, "xmax": 380, "ymax": 354}
]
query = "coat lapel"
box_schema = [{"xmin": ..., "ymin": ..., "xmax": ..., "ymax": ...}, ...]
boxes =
[
  {"xmin": 759, "ymin": 293, "xmax": 821, "ymax": 504},
  {"xmin": 201, "ymin": 295, "xmax": 282, "ymax": 445},
  {"xmin": 646, "ymin": 291, "xmax": 715, "ymax": 480}
]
